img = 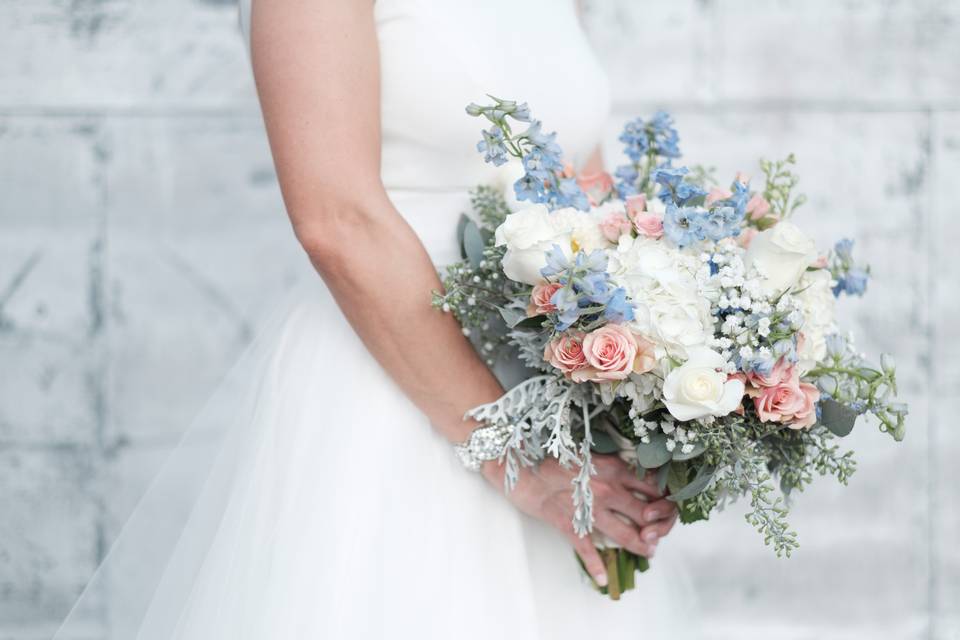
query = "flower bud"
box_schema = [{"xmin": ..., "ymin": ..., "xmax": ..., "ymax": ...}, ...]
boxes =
[
  {"xmin": 880, "ymin": 353, "xmax": 895, "ymax": 375},
  {"xmin": 818, "ymin": 375, "xmax": 839, "ymax": 396}
]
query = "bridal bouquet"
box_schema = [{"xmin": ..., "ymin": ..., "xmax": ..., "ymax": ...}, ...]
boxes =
[{"xmin": 434, "ymin": 97, "xmax": 908, "ymax": 599}]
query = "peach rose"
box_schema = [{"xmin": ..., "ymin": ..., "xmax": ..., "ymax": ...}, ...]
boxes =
[
  {"xmin": 527, "ymin": 282, "xmax": 562, "ymax": 317},
  {"xmin": 599, "ymin": 212, "xmax": 633, "ymax": 242},
  {"xmin": 812, "ymin": 255, "xmax": 829, "ymax": 269},
  {"xmin": 625, "ymin": 194, "xmax": 647, "ymax": 220},
  {"xmin": 633, "ymin": 212, "xmax": 664, "ymax": 239},
  {"xmin": 544, "ymin": 332, "xmax": 589, "ymax": 376},
  {"xmin": 633, "ymin": 334, "xmax": 657, "ymax": 374},
  {"xmin": 738, "ymin": 227, "xmax": 758, "ymax": 249},
  {"xmin": 577, "ymin": 171, "xmax": 615, "ymax": 205},
  {"xmin": 745, "ymin": 357, "xmax": 794, "ymax": 388},
  {"xmin": 746, "ymin": 193, "xmax": 772, "ymax": 220},
  {"xmin": 706, "ymin": 187, "xmax": 733, "ymax": 207},
  {"xmin": 750, "ymin": 380, "xmax": 820, "ymax": 429},
  {"xmin": 574, "ymin": 324, "xmax": 639, "ymax": 382}
]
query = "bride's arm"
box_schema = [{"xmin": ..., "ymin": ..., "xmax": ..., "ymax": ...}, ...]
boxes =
[
  {"xmin": 250, "ymin": 0, "xmax": 674, "ymax": 583},
  {"xmin": 250, "ymin": 1, "xmax": 498, "ymax": 444}
]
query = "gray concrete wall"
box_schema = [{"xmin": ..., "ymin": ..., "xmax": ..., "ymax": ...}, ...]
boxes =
[{"xmin": 0, "ymin": 1, "xmax": 957, "ymax": 638}]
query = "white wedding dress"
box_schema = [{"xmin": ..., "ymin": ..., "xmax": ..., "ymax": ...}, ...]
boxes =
[{"xmin": 54, "ymin": 1, "xmax": 694, "ymax": 638}]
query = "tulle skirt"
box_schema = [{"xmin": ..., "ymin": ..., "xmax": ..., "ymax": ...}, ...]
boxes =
[{"xmin": 54, "ymin": 277, "xmax": 696, "ymax": 639}]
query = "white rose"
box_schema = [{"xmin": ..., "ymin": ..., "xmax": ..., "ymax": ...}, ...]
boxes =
[
  {"xmin": 494, "ymin": 204, "xmax": 569, "ymax": 284},
  {"xmin": 795, "ymin": 269, "xmax": 837, "ymax": 373},
  {"xmin": 744, "ymin": 221, "xmax": 818, "ymax": 295},
  {"xmin": 662, "ymin": 347, "xmax": 745, "ymax": 421},
  {"xmin": 492, "ymin": 160, "xmax": 527, "ymax": 213},
  {"xmin": 494, "ymin": 205, "xmax": 611, "ymax": 285}
]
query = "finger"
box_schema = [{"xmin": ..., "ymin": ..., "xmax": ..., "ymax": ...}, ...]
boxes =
[
  {"xmin": 644, "ymin": 511, "xmax": 679, "ymax": 540},
  {"xmin": 620, "ymin": 471, "xmax": 664, "ymax": 499},
  {"xmin": 567, "ymin": 532, "xmax": 608, "ymax": 588},
  {"xmin": 642, "ymin": 498, "xmax": 678, "ymax": 525},
  {"xmin": 595, "ymin": 510, "xmax": 656, "ymax": 557},
  {"xmin": 605, "ymin": 488, "xmax": 650, "ymax": 529}
]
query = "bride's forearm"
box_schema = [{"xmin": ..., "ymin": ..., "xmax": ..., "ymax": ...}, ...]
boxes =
[
  {"xmin": 295, "ymin": 196, "xmax": 504, "ymax": 442},
  {"xmin": 250, "ymin": 1, "xmax": 501, "ymax": 443}
]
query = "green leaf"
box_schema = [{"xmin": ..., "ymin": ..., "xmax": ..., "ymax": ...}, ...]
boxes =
[
  {"xmin": 513, "ymin": 314, "xmax": 546, "ymax": 331},
  {"xmin": 497, "ymin": 306, "xmax": 526, "ymax": 328},
  {"xmin": 667, "ymin": 463, "xmax": 717, "ymax": 502},
  {"xmin": 671, "ymin": 441, "xmax": 705, "ymax": 461},
  {"xmin": 819, "ymin": 398, "xmax": 858, "ymax": 437},
  {"xmin": 590, "ymin": 430, "xmax": 621, "ymax": 455},
  {"xmin": 635, "ymin": 432, "xmax": 672, "ymax": 469},
  {"xmin": 655, "ymin": 462, "xmax": 670, "ymax": 494},
  {"xmin": 678, "ymin": 499, "xmax": 711, "ymax": 524},
  {"xmin": 462, "ymin": 219, "xmax": 485, "ymax": 268},
  {"xmin": 456, "ymin": 214, "xmax": 469, "ymax": 259}
]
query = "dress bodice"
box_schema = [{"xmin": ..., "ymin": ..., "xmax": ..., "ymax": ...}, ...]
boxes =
[{"xmin": 240, "ymin": 0, "xmax": 611, "ymax": 262}]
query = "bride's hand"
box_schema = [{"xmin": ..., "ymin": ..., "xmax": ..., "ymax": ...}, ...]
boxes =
[{"xmin": 482, "ymin": 455, "xmax": 677, "ymax": 587}]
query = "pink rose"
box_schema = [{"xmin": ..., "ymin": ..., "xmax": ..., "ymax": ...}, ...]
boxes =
[
  {"xmin": 575, "ymin": 324, "xmax": 639, "ymax": 382},
  {"xmin": 625, "ymin": 194, "xmax": 647, "ymax": 220},
  {"xmin": 527, "ymin": 282, "xmax": 562, "ymax": 317},
  {"xmin": 633, "ymin": 334, "xmax": 657, "ymax": 374},
  {"xmin": 746, "ymin": 357, "xmax": 794, "ymax": 388},
  {"xmin": 599, "ymin": 212, "xmax": 633, "ymax": 242},
  {"xmin": 746, "ymin": 193, "xmax": 772, "ymax": 221},
  {"xmin": 577, "ymin": 171, "xmax": 615, "ymax": 205},
  {"xmin": 738, "ymin": 227, "xmax": 758, "ymax": 249},
  {"xmin": 633, "ymin": 212, "xmax": 664, "ymax": 239},
  {"xmin": 706, "ymin": 187, "xmax": 733, "ymax": 207},
  {"xmin": 751, "ymin": 380, "xmax": 820, "ymax": 429},
  {"xmin": 746, "ymin": 364, "xmax": 821, "ymax": 429},
  {"xmin": 812, "ymin": 255, "xmax": 828, "ymax": 269},
  {"xmin": 544, "ymin": 332, "xmax": 589, "ymax": 377}
]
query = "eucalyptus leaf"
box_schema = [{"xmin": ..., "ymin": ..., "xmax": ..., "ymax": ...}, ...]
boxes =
[
  {"xmin": 667, "ymin": 463, "xmax": 717, "ymax": 502},
  {"xmin": 671, "ymin": 441, "xmax": 705, "ymax": 461},
  {"xmin": 513, "ymin": 315, "xmax": 547, "ymax": 331},
  {"xmin": 456, "ymin": 214, "xmax": 469, "ymax": 259},
  {"xmin": 819, "ymin": 398, "xmax": 858, "ymax": 437},
  {"xmin": 462, "ymin": 219, "xmax": 485, "ymax": 268},
  {"xmin": 590, "ymin": 430, "xmax": 621, "ymax": 455},
  {"xmin": 635, "ymin": 432, "xmax": 672, "ymax": 469},
  {"xmin": 498, "ymin": 306, "xmax": 527, "ymax": 329},
  {"xmin": 655, "ymin": 463, "xmax": 670, "ymax": 494}
]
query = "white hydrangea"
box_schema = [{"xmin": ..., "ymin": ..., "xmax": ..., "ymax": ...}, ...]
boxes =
[
  {"xmin": 608, "ymin": 236, "xmax": 714, "ymax": 359},
  {"xmin": 794, "ymin": 269, "xmax": 837, "ymax": 373}
]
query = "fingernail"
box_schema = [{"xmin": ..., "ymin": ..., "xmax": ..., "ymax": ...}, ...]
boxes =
[
  {"xmin": 646, "ymin": 510, "xmax": 660, "ymax": 522},
  {"xmin": 643, "ymin": 530, "xmax": 659, "ymax": 543},
  {"xmin": 595, "ymin": 572, "xmax": 608, "ymax": 587}
]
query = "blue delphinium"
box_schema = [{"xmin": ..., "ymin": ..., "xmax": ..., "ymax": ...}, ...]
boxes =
[
  {"xmin": 614, "ymin": 111, "xmax": 682, "ymax": 197},
  {"xmin": 477, "ymin": 126, "xmax": 509, "ymax": 166},
  {"xmin": 653, "ymin": 165, "xmax": 707, "ymax": 207},
  {"xmin": 829, "ymin": 238, "xmax": 870, "ymax": 297},
  {"xmin": 540, "ymin": 246, "xmax": 634, "ymax": 330},
  {"xmin": 700, "ymin": 206, "xmax": 743, "ymax": 242},
  {"xmin": 663, "ymin": 205, "xmax": 706, "ymax": 247},
  {"xmin": 467, "ymin": 98, "xmax": 590, "ymax": 212}
]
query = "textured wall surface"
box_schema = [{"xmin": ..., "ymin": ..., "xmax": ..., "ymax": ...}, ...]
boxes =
[{"xmin": 0, "ymin": 1, "xmax": 957, "ymax": 639}]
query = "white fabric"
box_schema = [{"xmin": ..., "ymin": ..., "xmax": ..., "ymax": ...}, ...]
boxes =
[{"xmin": 54, "ymin": 1, "xmax": 696, "ymax": 637}]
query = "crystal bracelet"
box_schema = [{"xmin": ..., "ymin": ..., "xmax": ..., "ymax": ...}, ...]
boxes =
[{"xmin": 453, "ymin": 422, "xmax": 512, "ymax": 472}]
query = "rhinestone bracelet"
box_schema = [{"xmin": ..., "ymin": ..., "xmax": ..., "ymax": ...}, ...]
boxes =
[{"xmin": 453, "ymin": 422, "xmax": 513, "ymax": 472}]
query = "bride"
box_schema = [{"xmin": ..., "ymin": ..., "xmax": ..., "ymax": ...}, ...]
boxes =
[{"xmin": 55, "ymin": 0, "xmax": 694, "ymax": 637}]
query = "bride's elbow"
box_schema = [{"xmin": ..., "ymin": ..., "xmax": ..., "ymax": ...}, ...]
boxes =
[{"xmin": 290, "ymin": 196, "xmax": 391, "ymax": 272}]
